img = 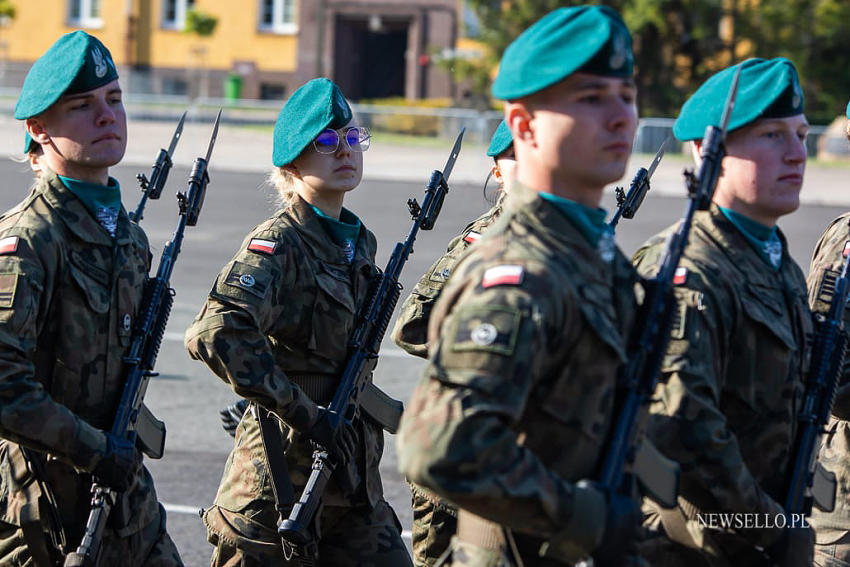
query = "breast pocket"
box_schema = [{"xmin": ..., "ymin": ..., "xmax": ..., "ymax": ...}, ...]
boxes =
[{"xmin": 310, "ymin": 265, "xmax": 357, "ymax": 360}]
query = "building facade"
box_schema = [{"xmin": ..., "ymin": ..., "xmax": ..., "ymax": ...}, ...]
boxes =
[{"xmin": 0, "ymin": 0, "xmax": 462, "ymax": 101}]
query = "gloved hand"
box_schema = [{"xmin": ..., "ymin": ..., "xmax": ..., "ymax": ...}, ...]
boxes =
[
  {"xmin": 92, "ymin": 433, "xmax": 138, "ymax": 492},
  {"xmin": 306, "ymin": 408, "xmax": 357, "ymax": 466},
  {"xmin": 591, "ymin": 485, "xmax": 643, "ymax": 567},
  {"xmin": 765, "ymin": 523, "xmax": 814, "ymax": 567},
  {"xmin": 220, "ymin": 399, "xmax": 250, "ymax": 437}
]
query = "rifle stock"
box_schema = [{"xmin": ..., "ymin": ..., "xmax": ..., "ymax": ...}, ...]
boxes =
[
  {"xmin": 63, "ymin": 110, "xmax": 220, "ymax": 567},
  {"xmin": 276, "ymin": 129, "xmax": 465, "ymax": 561}
]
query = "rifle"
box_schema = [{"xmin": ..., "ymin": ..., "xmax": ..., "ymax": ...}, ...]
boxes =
[
  {"xmin": 783, "ymin": 222, "xmax": 850, "ymax": 515},
  {"xmin": 63, "ymin": 109, "xmax": 221, "ymax": 567},
  {"xmin": 596, "ymin": 69, "xmax": 742, "ymax": 510},
  {"xmin": 608, "ymin": 136, "xmax": 670, "ymax": 229},
  {"xmin": 130, "ymin": 111, "xmax": 187, "ymax": 223},
  {"xmin": 274, "ymin": 128, "xmax": 465, "ymax": 562}
]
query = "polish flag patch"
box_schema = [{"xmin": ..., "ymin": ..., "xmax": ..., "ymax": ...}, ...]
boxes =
[
  {"xmin": 673, "ymin": 267, "xmax": 688, "ymax": 285},
  {"xmin": 0, "ymin": 236, "xmax": 19, "ymax": 255},
  {"xmin": 247, "ymin": 239, "xmax": 277, "ymax": 255},
  {"xmin": 482, "ymin": 265, "xmax": 524, "ymax": 288},
  {"xmin": 463, "ymin": 231, "xmax": 482, "ymax": 244},
  {"xmin": 843, "ymin": 241, "xmax": 850, "ymax": 258}
]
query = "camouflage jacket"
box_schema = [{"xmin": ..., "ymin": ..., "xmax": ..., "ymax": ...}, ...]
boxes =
[
  {"xmin": 185, "ymin": 193, "xmax": 385, "ymax": 524},
  {"xmin": 634, "ymin": 204, "xmax": 812, "ymax": 551},
  {"xmin": 805, "ymin": 212, "xmax": 850, "ymax": 542},
  {"xmin": 392, "ymin": 196, "xmax": 504, "ymax": 358},
  {"xmin": 397, "ymin": 181, "xmax": 638, "ymax": 562},
  {"xmin": 0, "ymin": 168, "xmax": 159, "ymax": 541}
]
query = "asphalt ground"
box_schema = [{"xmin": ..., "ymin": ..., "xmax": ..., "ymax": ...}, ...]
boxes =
[{"xmin": 0, "ymin": 152, "xmax": 848, "ymax": 565}]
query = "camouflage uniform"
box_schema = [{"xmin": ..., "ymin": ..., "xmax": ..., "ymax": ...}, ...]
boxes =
[
  {"xmin": 392, "ymin": 198, "xmax": 503, "ymax": 566},
  {"xmin": 0, "ymin": 169, "xmax": 181, "ymax": 566},
  {"xmin": 397, "ymin": 181, "xmax": 639, "ymax": 566},
  {"xmin": 806, "ymin": 213, "xmax": 850, "ymax": 567},
  {"xmin": 634, "ymin": 204, "xmax": 813, "ymax": 566},
  {"xmin": 185, "ymin": 193, "xmax": 410, "ymax": 566}
]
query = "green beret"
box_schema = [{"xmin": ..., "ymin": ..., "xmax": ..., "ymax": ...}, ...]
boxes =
[
  {"xmin": 273, "ymin": 78, "xmax": 353, "ymax": 167},
  {"xmin": 492, "ymin": 5, "xmax": 633, "ymax": 100},
  {"xmin": 673, "ymin": 57, "xmax": 804, "ymax": 142},
  {"xmin": 15, "ymin": 31, "xmax": 118, "ymax": 121},
  {"xmin": 486, "ymin": 120, "xmax": 513, "ymax": 157},
  {"xmin": 846, "ymin": 100, "xmax": 850, "ymax": 119}
]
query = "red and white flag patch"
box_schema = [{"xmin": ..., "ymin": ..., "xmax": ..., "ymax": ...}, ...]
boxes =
[
  {"xmin": 463, "ymin": 231, "xmax": 482, "ymax": 244},
  {"xmin": 673, "ymin": 267, "xmax": 688, "ymax": 285},
  {"xmin": 247, "ymin": 238, "xmax": 277, "ymax": 255},
  {"xmin": 482, "ymin": 265, "xmax": 524, "ymax": 288},
  {"xmin": 843, "ymin": 241, "xmax": 850, "ymax": 258},
  {"xmin": 0, "ymin": 236, "xmax": 19, "ymax": 255}
]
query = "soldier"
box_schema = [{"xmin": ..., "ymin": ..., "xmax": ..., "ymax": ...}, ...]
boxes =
[
  {"xmin": 185, "ymin": 77, "xmax": 412, "ymax": 566},
  {"xmin": 805, "ymin": 102, "xmax": 850, "ymax": 567},
  {"xmin": 391, "ymin": 121, "xmax": 514, "ymax": 566},
  {"xmin": 398, "ymin": 6, "xmax": 643, "ymax": 566},
  {"xmin": 634, "ymin": 58, "xmax": 814, "ymax": 566},
  {"xmin": 0, "ymin": 31, "xmax": 183, "ymax": 565}
]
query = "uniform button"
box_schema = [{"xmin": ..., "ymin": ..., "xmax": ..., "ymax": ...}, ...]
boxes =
[{"xmin": 123, "ymin": 313, "xmax": 132, "ymax": 331}]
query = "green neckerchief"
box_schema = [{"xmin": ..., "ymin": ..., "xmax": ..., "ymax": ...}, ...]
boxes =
[
  {"xmin": 719, "ymin": 206, "xmax": 783, "ymax": 270},
  {"xmin": 539, "ymin": 192, "xmax": 615, "ymax": 262},
  {"xmin": 59, "ymin": 175, "xmax": 122, "ymax": 236},
  {"xmin": 310, "ymin": 205, "xmax": 362, "ymax": 263}
]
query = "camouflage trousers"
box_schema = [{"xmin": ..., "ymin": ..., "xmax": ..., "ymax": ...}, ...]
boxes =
[
  {"xmin": 410, "ymin": 482, "xmax": 457, "ymax": 567},
  {"xmin": 0, "ymin": 504, "xmax": 182, "ymax": 567},
  {"xmin": 816, "ymin": 532, "xmax": 850, "ymax": 567},
  {"xmin": 204, "ymin": 499, "xmax": 412, "ymax": 566}
]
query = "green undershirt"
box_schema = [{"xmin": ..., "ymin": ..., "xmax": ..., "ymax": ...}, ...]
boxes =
[
  {"xmin": 719, "ymin": 206, "xmax": 783, "ymax": 270},
  {"xmin": 540, "ymin": 192, "xmax": 615, "ymax": 262},
  {"xmin": 310, "ymin": 205, "xmax": 362, "ymax": 263}
]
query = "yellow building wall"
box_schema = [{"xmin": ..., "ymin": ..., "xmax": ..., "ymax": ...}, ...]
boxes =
[
  {"xmin": 1, "ymin": 1, "xmax": 130, "ymax": 65},
  {"xmin": 146, "ymin": 0, "xmax": 297, "ymax": 73}
]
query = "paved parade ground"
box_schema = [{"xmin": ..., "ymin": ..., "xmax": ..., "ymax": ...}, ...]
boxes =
[{"xmin": 2, "ymin": 119, "xmax": 850, "ymax": 565}]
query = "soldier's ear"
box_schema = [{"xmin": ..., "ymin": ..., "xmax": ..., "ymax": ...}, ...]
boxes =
[
  {"xmin": 505, "ymin": 103, "xmax": 535, "ymax": 146},
  {"xmin": 26, "ymin": 118, "xmax": 50, "ymax": 145}
]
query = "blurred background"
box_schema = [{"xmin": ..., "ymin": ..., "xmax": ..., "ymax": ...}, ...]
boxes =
[{"xmin": 0, "ymin": 0, "xmax": 849, "ymax": 156}]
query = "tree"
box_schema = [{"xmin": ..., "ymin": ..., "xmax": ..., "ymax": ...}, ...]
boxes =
[{"xmin": 183, "ymin": 8, "xmax": 218, "ymax": 99}]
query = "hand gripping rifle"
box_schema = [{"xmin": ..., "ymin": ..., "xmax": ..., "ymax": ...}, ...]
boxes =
[
  {"xmin": 597, "ymin": 69, "xmax": 741, "ymax": 510},
  {"xmin": 783, "ymin": 227, "xmax": 850, "ymax": 516},
  {"xmin": 274, "ymin": 129, "xmax": 465, "ymax": 563},
  {"xmin": 130, "ymin": 111, "xmax": 187, "ymax": 223},
  {"xmin": 608, "ymin": 136, "xmax": 670, "ymax": 229},
  {"xmin": 64, "ymin": 110, "xmax": 221, "ymax": 567}
]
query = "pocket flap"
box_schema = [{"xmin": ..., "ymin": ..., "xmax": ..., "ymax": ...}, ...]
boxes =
[
  {"xmin": 741, "ymin": 283, "xmax": 795, "ymax": 350},
  {"xmin": 576, "ymin": 283, "xmax": 626, "ymax": 361},
  {"xmin": 68, "ymin": 255, "xmax": 110, "ymax": 314}
]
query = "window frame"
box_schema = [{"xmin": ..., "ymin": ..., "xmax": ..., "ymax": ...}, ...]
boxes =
[
  {"xmin": 258, "ymin": 0, "xmax": 298, "ymax": 35},
  {"xmin": 161, "ymin": 0, "xmax": 196, "ymax": 30},
  {"xmin": 67, "ymin": 0, "xmax": 103, "ymax": 29}
]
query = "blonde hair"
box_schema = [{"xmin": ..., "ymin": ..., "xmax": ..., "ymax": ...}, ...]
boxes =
[{"xmin": 267, "ymin": 166, "xmax": 299, "ymax": 206}]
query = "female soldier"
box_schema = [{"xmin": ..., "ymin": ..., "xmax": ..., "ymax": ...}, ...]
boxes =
[
  {"xmin": 185, "ymin": 77, "xmax": 411, "ymax": 566},
  {"xmin": 390, "ymin": 120, "xmax": 514, "ymax": 566},
  {"xmin": 807, "ymin": 102, "xmax": 850, "ymax": 567}
]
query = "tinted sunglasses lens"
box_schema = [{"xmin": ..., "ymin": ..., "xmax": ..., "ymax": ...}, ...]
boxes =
[
  {"xmin": 314, "ymin": 130, "xmax": 339, "ymax": 153},
  {"xmin": 346, "ymin": 127, "xmax": 370, "ymax": 152}
]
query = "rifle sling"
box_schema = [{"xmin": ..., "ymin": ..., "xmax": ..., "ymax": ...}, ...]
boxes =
[
  {"xmin": 254, "ymin": 406, "xmax": 295, "ymax": 517},
  {"xmin": 288, "ymin": 373, "xmax": 403, "ymax": 433}
]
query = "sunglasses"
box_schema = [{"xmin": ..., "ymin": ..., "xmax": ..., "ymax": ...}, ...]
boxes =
[{"xmin": 313, "ymin": 127, "xmax": 371, "ymax": 154}]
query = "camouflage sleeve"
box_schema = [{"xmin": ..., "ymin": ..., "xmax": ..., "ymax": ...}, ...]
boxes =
[
  {"xmin": 0, "ymin": 230, "xmax": 107, "ymax": 471},
  {"xmin": 807, "ymin": 214, "xmax": 850, "ymax": 418},
  {"xmin": 185, "ymin": 231, "xmax": 319, "ymax": 430},
  {"xmin": 391, "ymin": 233, "xmax": 465, "ymax": 358},
  {"xmin": 398, "ymin": 260, "xmax": 587, "ymax": 543},
  {"xmin": 636, "ymin": 257, "xmax": 785, "ymax": 543}
]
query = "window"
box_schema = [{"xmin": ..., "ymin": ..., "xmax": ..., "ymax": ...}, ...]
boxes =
[
  {"xmin": 260, "ymin": 83, "xmax": 287, "ymax": 101},
  {"xmin": 259, "ymin": 0, "xmax": 297, "ymax": 34},
  {"xmin": 162, "ymin": 0, "xmax": 195, "ymax": 30},
  {"xmin": 67, "ymin": 0, "xmax": 102, "ymax": 28}
]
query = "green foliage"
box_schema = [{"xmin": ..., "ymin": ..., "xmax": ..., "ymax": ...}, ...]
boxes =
[
  {"xmin": 458, "ymin": 0, "xmax": 850, "ymax": 123},
  {"xmin": 0, "ymin": 0, "xmax": 15, "ymax": 21},
  {"xmin": 184, "ymin": 9, "xmax": 218, "ymax": 37}
]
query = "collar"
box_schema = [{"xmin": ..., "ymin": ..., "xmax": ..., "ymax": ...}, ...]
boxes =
[
  {"xmin": 284, "ymin": 193, "xmax": 372, "ymax": 265},
  {"xmin": 39, "ymin": 167, "xmax": 132, "ymax": 245}
]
